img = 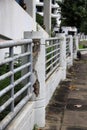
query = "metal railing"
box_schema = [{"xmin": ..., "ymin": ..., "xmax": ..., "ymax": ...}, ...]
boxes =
[
  {"xmin": 66, "ymin": 37, "xmax": 70, "ymax": 57},
  {"xmin": 0, "ymin": 39, "xmax": 32, "ymax": 130},
  {"xmin": 45, "ymin": 38, "xmax": 61, "ymax": 79}
]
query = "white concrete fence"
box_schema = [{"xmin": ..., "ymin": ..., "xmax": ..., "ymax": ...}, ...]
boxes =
[
  {"xmin": 78, "ymin": 33, "xmax": 87, "ymax": 41},
  {"xmin": 76, "ymin": 34, "xmax": 87, "ymax": 55},
  {"xmin": 0, "ymin": 33, "xmax": 78, "ymax": 130}
]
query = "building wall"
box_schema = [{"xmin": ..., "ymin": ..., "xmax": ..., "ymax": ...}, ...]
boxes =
[
  {"xmin": 36, "ymin": 0, "xmax": 61, "ymax": 33},
  {"xmin": 0, "ymin": 0, "xmax": 36, "ymax": 40},
  {"xmin": 36, "ymin": 0, "xmax": 60, "ymax": 18},
  {"xmin": 24, "ymin": 0, "xmax": 36, "ymax": 21}
]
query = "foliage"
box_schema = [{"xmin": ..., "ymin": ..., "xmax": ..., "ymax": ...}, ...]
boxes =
[
  {"xmin": 52, "ymin": 18, "xmax": 57, "ymax": 28},
  {"xmin": 36, "ymin": 13, "xmax": 43, "ymax": 26},
  {"xmin": 33, "ymin": 124, "xmax": 39, "ymax": 130},
  {"xmin": 36, "ymin": 13, "xmax": 57, "ymax": 30},
  {"xmin": 79, "ymin": 44, "xmax": 84, "ymax": 49},
  {"xmin": 79, "ymin": 40, "xmax": 87, "ymax": 49},
  {"xmin": 57, "ymin": 0, "xmax": 87, "ymax": 34}
]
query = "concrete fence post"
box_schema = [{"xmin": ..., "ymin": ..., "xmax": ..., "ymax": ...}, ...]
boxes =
[
  {"xmin": 75, "ymin": 35, "xmax": 79, "ymax": 50},
  {"xmin": 33, "ymin": 37, "xmax": 46, "ymax": 127},
  {"xmin": 59, "ymin": 33, "xmax": 67, "ymax": 80},
  {"xmin": 73, "ymin": 35, "xmax": 79, "ymax": 58},
  {"xmin": 24, "ymin": 31, "xmax": 46, "ymax": 127},
  {"xmin": 69, "ymin": 35, "xmax": 73, "ymax": 66}
]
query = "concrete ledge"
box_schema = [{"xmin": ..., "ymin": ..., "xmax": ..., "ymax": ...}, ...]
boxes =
[
  {"xmin": 6, "ymin": 101, "xmax": 35, "ymax": 130},
  {"xmin": 34, "ymin": 106, "xmax": 45, "ymax": 127},
  {"xmin": 46, "ymin": 68, "xmax": 63, "ymax": 106},
  {"xmin": 66, "ymin": 57, "xmax": 73, "ymax": 68},
  {"xmin": 78, "ymin": 49, "xmax": 87, "ymax": 54}
]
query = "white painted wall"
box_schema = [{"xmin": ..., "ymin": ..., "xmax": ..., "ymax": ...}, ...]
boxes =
[
  {"xmin": 46, "ymin": 68, "xmax": 63, "ymax": 105},
  {"xmin": 0, "ymin": 0, "xmax": 36, "ymax": 40},
  {"xmin": 6, "ymin": 102, "xmax": 35, "ymax": 130},
  {"xmin": 24, "ymin": 0, "xmax": 36, "ymax": 22}
]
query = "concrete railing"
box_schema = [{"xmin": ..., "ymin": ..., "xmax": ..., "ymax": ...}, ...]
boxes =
[
  {"xmin": 75, "ymin": 35, "xmax": 87, "ymax": 55},
  {"xmin": 78, "ymin": 33, "xmax": 87, "ymax": 41},
  {"xmin": 0, "ymin": 39, "xmax": 33, "ymax": 130},
  {"xmin": 0, "ymin": 32, "xmax": 78, "ymax": 130}
]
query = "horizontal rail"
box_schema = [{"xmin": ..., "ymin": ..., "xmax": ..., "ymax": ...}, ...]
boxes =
[
  {"xmin": 46, "ymin": 37, "xmax": 62, "ymax": 41},
  {"xmin": 46, "ymin": 47, "xmax": 60, "ymax": 56},
  {"xmin": 14, "ymin": 62, "xmax": 31, "ymax": 73},
  {"xmin": 46, "ymin": 52, "xmax": 60, "ymax": 64},
  {"xmin": 0, "ymin": 39, "xmax": 32, "ymax": 48},
  {"xmin": 46, "ymin": 42, "xmax": 60, "ymax": 49},
  {"xmin": 0, "ymin": 52, "xmax": 31, "ymax": 66},
  {"xmin": 14, "ymin": 82, "xmax": 31, "ymax": 100},
  {"xmin": 0, "ymin": 71, "xmax": 13, "ymax": 81},
  {"xmin": 0, "ymin": 98, "xmax": 13, "ymax": 113},
  {"xmin": 0, "ymin": 39, "xmax": 33, "ymax": 130},
  {"xmin": 14, "ymin": 72, "xmax": 31, "ymax": 86},
  {"xmin": 46, "ymin": 62, "xmax": 60, "ymax": 79},
  {"xmin": 46, "ymin": 56, "xmax": 60, "ymax": 71},
  {"xmin": 0, "ymin": 94, "xmax": 32, "ymax": 130},
  {"xmin": 45, "ymin": 38, "xmax": 61, "ymax": 79},
  {"xmin": 0, "ymin": 84, "xmax": 13, "ymax": 97}
]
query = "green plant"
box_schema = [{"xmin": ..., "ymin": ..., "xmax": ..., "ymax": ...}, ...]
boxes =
[
  {"xmin": 79, "ymin": 44, "xmax": 83, "ymax": 49},
  {"xmin": 36, "ymin": 13, "xmax": 43, "ymax": 26},
  {"xmin": 33, "ymin": 124, "xmax": 39, "ymax": 130}
]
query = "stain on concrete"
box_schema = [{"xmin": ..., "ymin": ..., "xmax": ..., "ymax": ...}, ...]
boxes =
[
  {"xmin": 43, "ymin": 54, "xmax": 87, "ymax": 130},
  {"xmin": 32, "ymin": 39, "xmax": 40, "ymax": 97}
]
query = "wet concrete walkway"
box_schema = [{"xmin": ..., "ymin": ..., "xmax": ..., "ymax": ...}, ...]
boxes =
[{"xmin": 43, "ymin": 53, "xmax": 87, "ymax": 130}]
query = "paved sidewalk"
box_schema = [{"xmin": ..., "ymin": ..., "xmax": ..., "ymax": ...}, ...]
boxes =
[{"xmin": 43, "ymin": 53, "xmax": 87, "ymax": 130}]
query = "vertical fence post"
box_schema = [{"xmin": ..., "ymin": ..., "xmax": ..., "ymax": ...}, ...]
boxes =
[
  {"xmin": 9, "ymin": 47, "xmax": 14, "ymax": 112},
  {"xmin": 34, "ymin": 37, "xmax": 46, "ymax": 127},
  {"xmin": 24, "ymin": 31, "xmax": 46, "ymax": 127},
  {"xmin": 59, "ymin": 33, "xmax": 67, "ymax": 80},
  {"xmin": 21, "ymin": 44, "xmax": 29, "ymax": 85},
  {"xmin": 27, "ymin": 43, "xmax": 33, "ymax": 95},
  {"xmin": 75, "ymin": 35, "xmax": 79, "ymax": 50},
  {"xmin": 73, "ymin": 35, "xmax": 79, "ymax": 59},
  {"xmin": 69, "ymin": 35, "xmax": 73, "ymax": 66}
]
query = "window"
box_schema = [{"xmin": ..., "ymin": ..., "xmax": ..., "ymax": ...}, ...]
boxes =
[{"xmin": 40, "ymin": 0, "xmax": 43, "ymax": 2}]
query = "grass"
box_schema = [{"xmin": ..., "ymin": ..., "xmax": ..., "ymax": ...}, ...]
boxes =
[
  {"xmin": 79, "ymin": 44, "xmax": 84, "ymax": 49},
  {"xmin": 79, "ymin": 40, "xmax": 87, "ymax": 49}
]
